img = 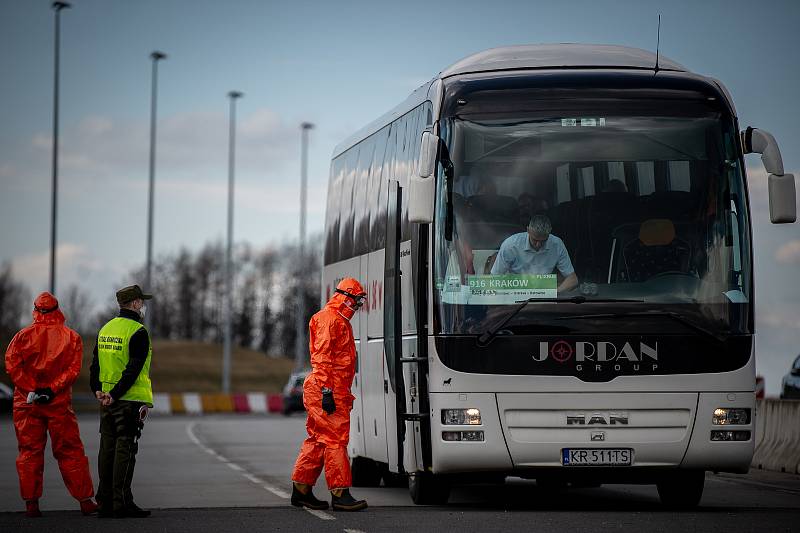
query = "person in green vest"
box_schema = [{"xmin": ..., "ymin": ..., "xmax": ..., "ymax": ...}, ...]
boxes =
[{"xmin": 89, "ymin": 284, "xmax": 153, "ymax": 519}]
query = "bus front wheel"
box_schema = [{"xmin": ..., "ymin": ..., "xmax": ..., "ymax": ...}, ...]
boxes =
[
  {"xmin": 408, "ymin": 472, "xmax": 450, "ymax": 505},
  {"xmin": 656, "ymin": 470, "xmax": 705, "ymax": 508}
]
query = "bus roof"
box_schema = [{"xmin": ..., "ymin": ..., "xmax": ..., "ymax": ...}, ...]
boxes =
[
  {"xmin": 333, "ymin": 44, "xmax": 692, "ymax": 158},
  {"xmin": 440, "ymin": 44, "xmax": 686, "ymax": 77}
]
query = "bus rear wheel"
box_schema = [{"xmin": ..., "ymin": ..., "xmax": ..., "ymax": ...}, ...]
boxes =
[
  {"xmin": 351, "ymin": 457, "xmax": 381, "ymax": 487},
  {"xmin": 409, "ymin": 472, "xmax": 450, "ymax": 505},
  {"xmin": 657, "ymin": 470, "xmax": 705, "ymax": 508},
  {"xmin": 378, "ymin": 464, "xmax": 407, "ymax": 487}
]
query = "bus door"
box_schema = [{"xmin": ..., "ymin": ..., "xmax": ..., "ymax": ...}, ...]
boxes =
[
  {"xmin": 385, "ymin": 180, "xmax": 423, "ymax": 474},
  {"xmin": 360, "ymin": 226, "xmax": 387, "ymax": 464}
]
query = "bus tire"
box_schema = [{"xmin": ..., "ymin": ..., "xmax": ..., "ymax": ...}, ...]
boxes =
[
  {"xmin": 351, "ymin": 457, "xmax": 381, "ymax": 487},
  {"xmin": 657, "ymin": 470, "xmax": 705, "ymax": 508},
  {"xmin": 382, "ymin": 470, "xmax": 407, "ymax": 488},
  {"xmin": 408, "ymin": 472, "xmax": 450, "ymax": 505}
]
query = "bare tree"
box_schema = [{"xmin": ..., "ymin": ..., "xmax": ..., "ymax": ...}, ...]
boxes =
[
  {"xmin": 174, "ymin": 248, "xmax": 196, "ymax": 339},
  {"xmin": 235, "ymin": 274, "xmax": 256, "ymax": 348},
  {"xmin": 0, "ymin": 262, "xmax": 29, "ymax": 349},
  {"xmin": 103, "ymin": 233, "xmax": 323, "ymax": 358},
  {"xmin": 62, "ymin": 284, "xmax": 93, "ymax": 335}
]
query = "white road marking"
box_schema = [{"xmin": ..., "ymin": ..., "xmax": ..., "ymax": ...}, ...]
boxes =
[
  {"xmin": 344, "ymin": 529, "xmax": 367, "ymax": 533},
  {"xmin": 185, "ymin": 421, "xmax": 300, "ymax": 505},
  {"xmin": 305, "ymin": 508, "xmax": 336, "ymax": 521},
  {"xmin": 243, "ymin": 473, "xmax": 262, "ymax": 484},
  {"xmin": 263, "ymin": 485, "xmax": 291, "ymax": 499}
]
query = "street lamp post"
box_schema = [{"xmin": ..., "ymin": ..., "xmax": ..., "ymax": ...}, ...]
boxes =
[
  {"xmin": 145, "ymin": 51, "xmax": 166, "ymax": 329},
  {"xmin": 222, "ymin": 90, "xmax": 243, "ymax": 394},
  {"xmin": 294, "ymin": 122, "xmax": 314, "ymax": 372},
  {"xmin": 49, "ymin": 1, "xmax": 70, "ymax": 295}
]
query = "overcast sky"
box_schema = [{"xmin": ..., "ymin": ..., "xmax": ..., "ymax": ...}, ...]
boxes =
[{"xmin": 1, "ymin": 0, "xmax": 798, "ymax": 393}]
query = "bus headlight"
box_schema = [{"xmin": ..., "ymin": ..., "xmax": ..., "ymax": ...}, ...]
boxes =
[
  {"xmin": 441, "ymin": 408, "xmax": 482, "ymax": 425},
  {"xmin": 712, "ymin": 408, "xmax": 751, "ymax": 425}
]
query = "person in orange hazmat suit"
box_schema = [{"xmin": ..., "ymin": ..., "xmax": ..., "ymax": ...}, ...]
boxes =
[
  {"xmin": 291, "ymin": 277, "xmax": 369, "ymax": 512},
  {"xmin": 4, "ymin": 292, "xmax": 98, "ymax": 518}
]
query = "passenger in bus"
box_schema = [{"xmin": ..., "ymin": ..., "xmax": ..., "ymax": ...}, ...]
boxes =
[
  {"xmin": 291, "ymin": 278, "xmax": 369, "ymax": 512},
  {"xmin": 490, "ymin": 214, "xmax": 579, "ymax": 292}
]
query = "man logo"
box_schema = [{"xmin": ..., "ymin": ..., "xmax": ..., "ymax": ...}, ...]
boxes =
[{"xmin": 566, "ymin": 412, "xmax": 629, "ymax": 425}]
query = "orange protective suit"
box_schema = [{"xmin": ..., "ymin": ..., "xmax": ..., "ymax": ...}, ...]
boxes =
[
  {"xmin": 4, "ymin": 292, "xmax": 94, "ymax": 502},
  {"xmin": 292, "ymin": 278, "xmax": 366, "ymax": 490}
]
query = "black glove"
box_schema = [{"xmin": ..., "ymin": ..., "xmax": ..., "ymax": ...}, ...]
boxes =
[
  {"xmin": 321, "ymin": 388, "xmax": 336, "ymax": 415},
  {"xmin": 34, "ymin": 388, "xmax": 55, "ymax": 404}
]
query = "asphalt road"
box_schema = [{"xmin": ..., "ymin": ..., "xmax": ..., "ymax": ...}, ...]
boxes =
[{"xmin": 0, "ymin": 413, "xmax": 798, "ymax": 532}]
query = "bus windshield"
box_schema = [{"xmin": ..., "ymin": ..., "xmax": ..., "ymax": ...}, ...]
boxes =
[{"xmin": 433, "ymin": 96, "xmax": 752, "ymax": 337}]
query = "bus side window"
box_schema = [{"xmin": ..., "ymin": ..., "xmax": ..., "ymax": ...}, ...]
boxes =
[
  {"xmin": 636, "ymin": 161, "xmax": 655, "ymax": 196},
  {"xmin": 324, "ymin": 157, "xmax": 345, "ymax": 264},
  {"xmin": 353, "ymin": 137, "xmax": 376, "ymax": 256},
  {"xmin": 372, "ymin": 124, "xmax": 396, "ymax": 252},
  {"xmin": 367, "ymin": 126, "xmax": 390, "ymax": 253},
  {"xmin": 556, "ymin": 164, "xmax": 571, "ymax": 204},
  {"xmin": 392, "ymin": 114, "xmax": 409, "ymax": 238},
  {"xmin": 338, "ymin": 147, "xmax": 359, "ymax": 261},
  {"xmin": 668, "ymin": 161, "xmax": 691, "ymax": 192},
  {"xmin": 401, "ymin": 106, "xmax": 425, "ymax": 241}
]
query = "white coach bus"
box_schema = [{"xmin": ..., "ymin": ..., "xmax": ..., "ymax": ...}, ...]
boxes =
[{"xmin": 321, "ymin": 45, "xmax": 796, "ymax": 507}]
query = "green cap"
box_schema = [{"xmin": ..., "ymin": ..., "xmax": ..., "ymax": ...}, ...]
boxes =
[{"xmin": 116, "ymin": 284, "xmax": 153, "ymax": 305}]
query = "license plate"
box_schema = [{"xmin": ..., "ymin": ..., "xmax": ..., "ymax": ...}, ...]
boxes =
[{"xmin": 561, "ymin": 448, "xmax": 633, "ymax": 466}]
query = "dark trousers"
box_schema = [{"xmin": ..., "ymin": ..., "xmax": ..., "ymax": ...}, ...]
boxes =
[{"xmin": 97, "ymin": 400, "xmax": 145, "ymax": 512}]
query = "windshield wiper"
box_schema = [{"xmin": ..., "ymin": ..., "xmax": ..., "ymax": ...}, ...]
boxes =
[
  {"xmin": 556, "ymin": 310, "xmax": 728, "ymax": 343},
  {"xmin": 476, "ymin": 296, "xmax": 644, "ymax": 346}
]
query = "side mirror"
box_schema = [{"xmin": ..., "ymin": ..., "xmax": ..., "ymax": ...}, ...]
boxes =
[
  {"xmin": 768, "ymin": 174, "xmax": 797, "ymax": 224},
  {"xmin": 409, "ymin": 132, "xmax": 439, "ymax": 224},
  {"xmin": 418, "ymin": 131, "xmax": 438, "ymax": 178},
  {"xmin": 742, "ymin": 127, "xmax": 797, "ymax": 224}
]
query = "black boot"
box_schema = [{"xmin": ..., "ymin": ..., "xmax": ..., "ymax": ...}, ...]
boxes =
[
  {"xmin": 113, "ymin": 503, "xmax": 151, "ymax": 518},
  {"xmin": 331, "ymin": 489, "xmax": 368, "ymax": 511},
  {"xmin": 291, "ymin": 484, "xmax": 329, "ymax": 510}
]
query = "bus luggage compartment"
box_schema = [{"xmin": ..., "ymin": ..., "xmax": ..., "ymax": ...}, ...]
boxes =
[{"xmin": 496, "ymin": 392, "xmax": 698, "ymax": 468}]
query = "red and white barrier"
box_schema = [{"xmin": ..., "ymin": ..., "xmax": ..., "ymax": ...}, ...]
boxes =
[{"xmin": 149, "ymin": 392, "xmax": 285, "ymax": 415}]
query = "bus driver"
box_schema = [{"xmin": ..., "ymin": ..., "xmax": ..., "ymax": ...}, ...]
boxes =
[{"xmin": 490, "ymin": 214, "xmax": 579, "ymax": 292}]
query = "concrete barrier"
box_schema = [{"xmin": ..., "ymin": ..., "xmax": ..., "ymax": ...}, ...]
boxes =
[
  {"xmin": 752, "ymin": 399, "xmax": 800, "ymax": 474},
  {"xmin": 67, "ymin": 392, "xmax": 287, "ymax": 415},
  {"xmin": 152, "ymin": 393, "xmax": 172, "ymax": 415},
  {"xmin": 143, "ymin": 392, "xmax": 285, "ymax": 415}
]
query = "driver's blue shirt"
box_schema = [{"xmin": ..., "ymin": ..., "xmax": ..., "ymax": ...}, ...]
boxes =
[{"xmin": 490, "ymin": 233, "xmax": 575, "ymax": 276}]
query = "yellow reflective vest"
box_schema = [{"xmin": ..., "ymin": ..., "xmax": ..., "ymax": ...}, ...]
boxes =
[{"xmin": 97, "ymin": 317, "xmax": 153, "ymax": 406}]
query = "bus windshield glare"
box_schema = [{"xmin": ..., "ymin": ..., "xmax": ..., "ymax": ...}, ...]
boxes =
[{"xmin": 433, "ymin": 97, "xmax": 751, "ymax": 337}]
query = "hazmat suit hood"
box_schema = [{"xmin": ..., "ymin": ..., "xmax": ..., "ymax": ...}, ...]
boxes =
[
  {"xmin": 32, "ymin": 292, "xmax": 65, "ymax": 325},
  {"xmin": 326, "ymin": 278, "xmax": 366, "ymax": 321}
]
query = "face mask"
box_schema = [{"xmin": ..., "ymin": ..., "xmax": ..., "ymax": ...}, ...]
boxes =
[{"xmin": 139, "ymin": 305, "xmax": 147, "ymax": 319}]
